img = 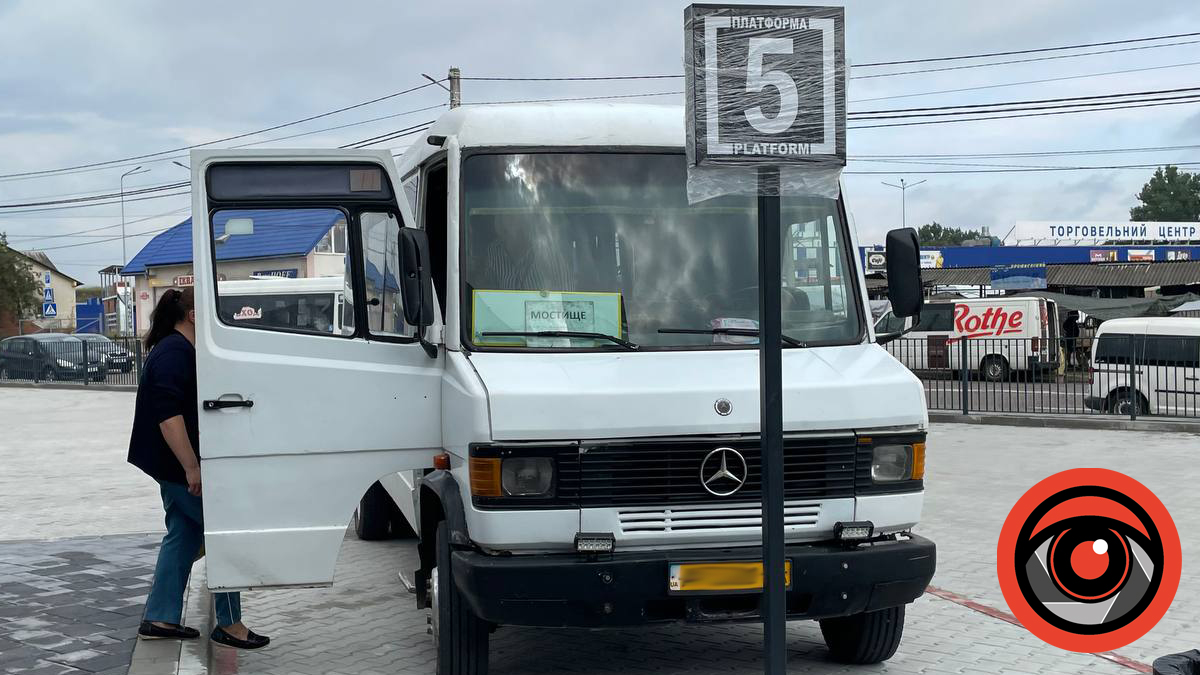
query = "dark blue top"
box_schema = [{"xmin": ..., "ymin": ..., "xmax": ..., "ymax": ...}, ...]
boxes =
[{"xmin": 127, "ymin": 332, "xmax": 199, "ymax": 485}]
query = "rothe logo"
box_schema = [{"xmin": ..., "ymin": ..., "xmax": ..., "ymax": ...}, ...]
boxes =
[
  {"xmin": 997, "ymin": 468, "xmax": 1181, "ymax": 652},
  {"xmin": 951, "ymin": 304, "xmax": 1023, "ymax": 341},
  {"xmin": 699, "ymin": 447, "xmax": 748, "ymax": 496}
]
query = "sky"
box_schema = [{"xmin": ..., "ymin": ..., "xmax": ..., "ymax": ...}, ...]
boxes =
[{"xmin": 1, "ymin": 0, "xmax": 1199, "ymax": 285}]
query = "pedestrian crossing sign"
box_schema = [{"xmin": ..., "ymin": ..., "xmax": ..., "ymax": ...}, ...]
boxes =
[
  {"xmin": 42, "ymin": 302, "xmax": 57, "ymax": 318},
  {"xmin": 43, "ymin": 288, "xmax": 54, "ymax": 302}
]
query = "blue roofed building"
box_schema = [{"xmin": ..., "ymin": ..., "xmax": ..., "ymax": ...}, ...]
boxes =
[{"xmin": 121, "ymin": 210, "xmax": 347, "ymax": 334}]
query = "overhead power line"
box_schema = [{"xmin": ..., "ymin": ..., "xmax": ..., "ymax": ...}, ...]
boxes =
[
  {"xmin": 850, "ymin": 38, "xmax": 1200, "ymax": 80},
  {"xmin": 0, "ymin": 79, "xmax": 446, "ymax": 180},
  {"xmin": 853, "ymin": 30, "xmax": 1200, "ymax": 67},
  {"xmin": 844, "ymin": 161, "xmax": 1200, "ymax": 175},
  {"xmin": 850, "ymin": 143, "xmax": 1200, "ymax": 160}
]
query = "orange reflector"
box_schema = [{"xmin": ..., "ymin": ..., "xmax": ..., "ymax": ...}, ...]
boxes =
[
  {"xmin": 469, "ymin": 457, "xmax": 502, "ymax": 497},
  {"xmin": 911, "ymin": 442, "xmax": 926, "ymax": 480},
  {"xmin": 433, "ymin": 453, "xmax": 451, "ymax": 470}
]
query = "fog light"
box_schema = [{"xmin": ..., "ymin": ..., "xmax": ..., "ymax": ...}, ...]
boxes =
[
  {"xmin": 574, "ymin": 532, "xmax": 615, "ymax": 553},
  {"xmin": 836, "ymin": 521, "xmax": 874, "ymax": 541}
]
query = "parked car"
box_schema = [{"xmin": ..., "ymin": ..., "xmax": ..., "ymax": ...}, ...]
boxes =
[
  {"xmin": 0, "ymin": 334, "xmax": 108, "ymax": 382},
  {"xmin": 1085, "ymin": 317, "xmax": 1200, "ymax": 416},
  {"xmin": 75, "ymin": 334, "xmax": 134, "ymax": 373},
  {"xmin": 875, "ymin": 296, "xmax": 1061, "ymax": 381}
]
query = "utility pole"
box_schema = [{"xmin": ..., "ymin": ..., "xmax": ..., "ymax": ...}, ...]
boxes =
[
  {"xmin": 448, "ymin": 67, "xmax": 461, "ymax": 108},
  {"xmin": 881, "ymin": 178, "xmax": 926, "ymax": 229}
]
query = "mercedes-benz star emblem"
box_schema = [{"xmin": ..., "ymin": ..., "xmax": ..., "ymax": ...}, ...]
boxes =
[
  {"xmin": 714, "ymin": 398, "xmax": 733, "ymax": 416},
  {"xmin": 700, "ymin": 447, "xmax": 748, "ymax": 496}
]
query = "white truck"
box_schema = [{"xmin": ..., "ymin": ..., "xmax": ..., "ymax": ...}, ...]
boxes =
[
  {"xmin": 189, "ymin": 103, "xmax": 934, "ymax": 674},
  {"xmin": 876, "ymin": 296, "xmax": 1061, "ymax": 381}
]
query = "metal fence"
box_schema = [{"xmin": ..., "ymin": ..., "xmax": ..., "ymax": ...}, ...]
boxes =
[
  {"xmin": 884, "ymin": 336, "xmax": 1200, "ymax": 420},
  {"xmin": 0, "ymin": 335, "xmax": 145, "ymax": 387}
]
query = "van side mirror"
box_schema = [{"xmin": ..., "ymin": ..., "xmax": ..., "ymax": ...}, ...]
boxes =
[
  {"xmin": 885, "ymin": 227, "xmax": 924, "ymax": 319},
  {"xmin": 398, "ymin": 228, "xmax": 434, "ymax": 329}
]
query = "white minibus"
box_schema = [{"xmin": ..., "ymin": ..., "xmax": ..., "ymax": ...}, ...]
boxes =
[{"xmin": 1085, "ymin": 317, "xmax": 1200, "ymax": 416}]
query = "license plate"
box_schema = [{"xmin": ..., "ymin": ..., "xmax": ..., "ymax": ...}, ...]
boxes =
[{"xmin": 668, "ymin": 561, "xmax": 792, "ymax": 593}]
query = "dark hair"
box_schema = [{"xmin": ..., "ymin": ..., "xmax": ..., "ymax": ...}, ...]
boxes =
[{"xmin": 145, "ymin": 287, "xmax": 195, "ymax": 350}]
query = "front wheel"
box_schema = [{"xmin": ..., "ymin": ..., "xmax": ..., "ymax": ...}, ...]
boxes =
[
  {"xmin": 41, "ymin": 367, "xmax": 57, "ymax": 383},
  {"xmin": 433, "ymin": 521, "xmax": 489, "ymax": 675},
  {"xmin": 819, "ymin": 605, "xmax": 905, "ymax": 665},
  {"xmin": 980, "ymin": 355, "xmax": 1009, "ymax": 383}
]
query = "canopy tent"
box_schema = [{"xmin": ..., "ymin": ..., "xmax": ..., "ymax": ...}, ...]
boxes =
[
  {"xmin": 1009, "ymin": 290, "xmax": 1200, "ymax": 321},
  {"xmin": 1169, "ymin": 299, "xmax": 1200, "ymax": 313}
]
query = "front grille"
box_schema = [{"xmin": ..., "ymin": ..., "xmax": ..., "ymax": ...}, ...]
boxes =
[
  {"xmin": 617, "ymin": 501, "xmax": 821, "ymax": 534},
  {"xmin": 573, "ymin": 435, "xmax": 856, "ymax": 508}
]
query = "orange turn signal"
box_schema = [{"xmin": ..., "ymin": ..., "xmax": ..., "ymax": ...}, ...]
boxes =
[
  {"xmin": 433, "ymin": 453, "xmax": 451, "ymax": 470},
  {"xmin": 911, "ymin": 442, "xmax": 926, "ymax": 480},
  {"xmin": 469, "ymin": 457, "xmax": 502, "ymax": 497}
]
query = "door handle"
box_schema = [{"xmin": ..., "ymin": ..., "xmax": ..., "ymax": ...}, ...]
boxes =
[{"xmin": 203, "ymin": 399, "xmax": 254, "ymax": 410}]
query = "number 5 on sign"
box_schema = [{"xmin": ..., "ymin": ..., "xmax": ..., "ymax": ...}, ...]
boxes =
[{"xmin": 745, "ymin": 38, "xmax": 799, "ymax": 133}]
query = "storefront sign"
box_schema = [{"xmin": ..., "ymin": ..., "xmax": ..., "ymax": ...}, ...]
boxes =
[
  {"xmin": 990, "ymin": 263, "xmax": 1047, "ymax": 290},
  {"xmin": 471, "ymin": 290, "xmax": 622, "ymax": 347},
  {"xmin": 685, "ymin": 4, "xmax": 845, "ymax": 168},
  {"xmin": 233, "ymin": 306, "xmax": 263, "ymax": 321},
  {"xmin": 865, "ymin": 251, "xmax": 886, "ymax": 271},
  {"xmin": 1089, "ymin": 249, "xmax": 1117, "ymax": 263},
  {"xmin": 1166, "ymin": 250, "xmax": 1192, "ymax": 261},
  {"xmin": 174, "ymin": 275, "xmax": 194, "ymax": 287},
  {"xmin": 1015, "ymin": 221, "xmax": 1200, "ymax": 242},
  {"xmin": 252, "ymin": 268, "xmax": 299, "ymax": 279},
  {"xmin": 1128, "ymin": 249, "xmax": 1156, "ymax": 262}
]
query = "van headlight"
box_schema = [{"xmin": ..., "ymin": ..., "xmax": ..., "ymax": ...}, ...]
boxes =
[
  {"xmin": 871, "ymin": 442, "xmax": 926, "ymax": 483},
  {"xmin": 469, "ymin": 452, "xmax": 556, "ymax": 498},
  {"xmin": 501, "ymin": 457, "xmax": 554, "ymax": 496}
]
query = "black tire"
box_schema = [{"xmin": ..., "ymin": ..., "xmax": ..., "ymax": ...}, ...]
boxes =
[
  {"xmin": 819, "ymin": 605, "xmax": 906, "ymax": 665},
  {"xmin": 355, "ymin": 481, "xmax": 397, "ymax": 540},
  {"xmin": 41, "ymin": 366, "xmax": 56, "ymax": 383},
  {"xmin": 1106, "ymin": 390, "xmax": 1148, "ymax": 416},
  {"xmin": 980, "ymin": 355, "xmax": 1009, "ymax": 383},
  {"xmin": 433, "ymin": 521, "xmax": 489, "ymax": 675},
  {"xmin": 0, "ymin": 363, "xmax": 8, "ymax": 380}
]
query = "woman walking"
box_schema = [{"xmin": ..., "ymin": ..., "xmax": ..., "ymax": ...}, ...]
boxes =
[{"xmin": 128, "ymin": 288, "xmax": 269, "ymax": 650}]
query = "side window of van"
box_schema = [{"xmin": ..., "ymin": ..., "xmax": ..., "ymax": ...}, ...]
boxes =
[
  {"xmin": 876, "ymin": 311, "xmax": 905, "ymax": 333},
  {"xmin": 1143, "ymin": 335, "xmax": 1200, "ymax": 368},
  {"xmin": 208, "ymin": 207, "xmax": 356, "ymax": 337},
  {"xmin": 359, "ymin": 211, "xmax": 409, "ymax": 338},
  {"xmin": 911, "ymin": 304, "xmax": 954, "ymax": 332},
  {"xmin": 1095, "ymin": 333, "xmax": 1143, "ymax": 364},
  {"xmin": 421, "ymin": 162, "xmax": 449, "ymax": 315}
]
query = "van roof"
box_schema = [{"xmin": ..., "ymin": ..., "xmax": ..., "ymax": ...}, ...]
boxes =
[
  {"xmin": 1098, "ymin": 316, "xmax": 1200, "ymax": 336},
  {"xmin": 396, "ymin": 103, "xmax": 684, "ymax": 176}
]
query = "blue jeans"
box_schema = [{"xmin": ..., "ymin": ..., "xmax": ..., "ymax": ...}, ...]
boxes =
[{"xmin": 143, "ymin": 480, "xmax": 241, "ymax": 627}]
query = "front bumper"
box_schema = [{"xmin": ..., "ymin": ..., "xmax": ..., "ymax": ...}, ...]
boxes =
[
  {"xmin": 1084, "ymin": 395, "xmax": 1106, "ymax": 411},
  {"xmin": 452, "ymin": 534, "xmax": 935, "ymax": 627}
]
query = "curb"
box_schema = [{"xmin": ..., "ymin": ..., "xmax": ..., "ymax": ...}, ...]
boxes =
[
  {"xmin": 930, "ymin": 411, "xmax": 1200, "ymax": 433},
  {"xmin": 0, "ymin": 381, "xmax": 137, "ymax": 392},
  {"xmin": 127, "ymin": 559, "xmax": 211, "ymax": 675}
]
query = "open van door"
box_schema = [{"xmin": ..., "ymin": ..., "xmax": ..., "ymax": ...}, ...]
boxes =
[{"xmin": 190, "ymin": 149, "xmax": 441, "ymax": 590}]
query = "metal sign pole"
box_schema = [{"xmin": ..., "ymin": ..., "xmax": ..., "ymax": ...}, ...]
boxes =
[{"xmin": 757, "ymin": 165, "xmax": 786, "ymax": 675}]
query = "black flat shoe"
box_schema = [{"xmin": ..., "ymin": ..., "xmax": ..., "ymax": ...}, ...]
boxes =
[
  {"xmin": 138, "ymin": 621, "xmax": 200, "ymax": 640},
  {"xmin": 210, "ymin": 626, "xmax": 270, "ymax": 650}
]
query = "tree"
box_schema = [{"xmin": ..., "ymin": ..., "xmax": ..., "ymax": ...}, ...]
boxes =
[
  {"xmin": 917, "ymin": 222, "xmax": 985, "ymax": 246},
  {"xmin": 0, "ymin": 234, "xmax": 41, "ymax": 324},
  {"xmin": 1129, "ymin": 165, "xmax": 1200, "ymax": 222}
]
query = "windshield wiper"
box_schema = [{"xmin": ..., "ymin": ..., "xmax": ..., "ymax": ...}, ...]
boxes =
[
  {"xmin": 481, "ymin": 331, "xmax": 639, "ymax": 351},
  {"xmin": 657, "ymin": 327, "xmax": 807, "ymax": 348}
]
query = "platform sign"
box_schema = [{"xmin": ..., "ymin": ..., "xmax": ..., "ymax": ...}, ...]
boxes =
[
  {"xmin": 685, "ymin": 4, "xmax": 845, "ymax": 169},
  {"xmin": 43, "ymin": 288, "xmax": 54, "ymax": 302},
  {"xmin": 42, "ymin": 302, "xmax": 57, "ymax": 318}
]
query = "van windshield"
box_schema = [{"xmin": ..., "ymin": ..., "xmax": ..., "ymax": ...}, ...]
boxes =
[{"xmin": 461, "ymin": 153, "xmax": 862, "ymax": 349}]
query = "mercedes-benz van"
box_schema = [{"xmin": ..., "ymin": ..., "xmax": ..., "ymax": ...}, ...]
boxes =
[{"xmin": 189, "ymin": 103, "xmax": 934, "ymax": 674}]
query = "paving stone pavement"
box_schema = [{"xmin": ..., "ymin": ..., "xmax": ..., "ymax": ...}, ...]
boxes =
[{"xmin": 0, "ymin": 534, "xmax": 160, "ymax": 675}]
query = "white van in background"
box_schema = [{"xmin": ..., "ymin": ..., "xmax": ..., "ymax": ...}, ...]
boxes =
[
  {"xmin": 1085, "ymin": 317, "xmax": 1200, "ymax": 416},
  {"xmin": 875, "ymin": 296, "xmax": 1060, "ymax": 381}
]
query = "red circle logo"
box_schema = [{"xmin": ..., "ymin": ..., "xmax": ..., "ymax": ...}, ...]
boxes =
[{"xmin": 996, "ymin": 468, "xmax": 1181, "ymax": 652}]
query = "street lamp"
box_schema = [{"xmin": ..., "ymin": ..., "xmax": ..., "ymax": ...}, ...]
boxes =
[
  {"xmin": 880, "ymin": 178, "xmax": 927, "ymax": 230},
  {"xmin": 119, "ymin": 165, "xmax": 149, "ymax": 337},
  {"xmin": 120, "ymin": 165, "xmax": 150, "ymax": 267}
]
